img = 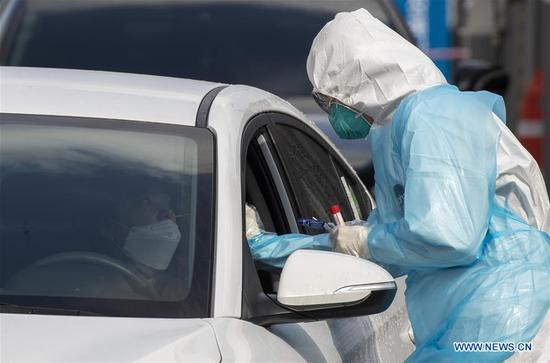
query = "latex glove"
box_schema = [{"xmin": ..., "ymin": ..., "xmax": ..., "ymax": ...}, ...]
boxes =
[
  {"xmin": 245, "ymin": 203, "xmax": 265, "ymax": 239},
  {"xmin": 330, "ymin": 224, "xmax": 370, "ymax": 259}
]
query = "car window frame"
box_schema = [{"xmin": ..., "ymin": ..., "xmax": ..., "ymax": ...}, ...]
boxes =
[
  {"xmin": 241, "ymin": 113, "xmax": 307, "ymax": 321},
  {"xmin": 240, "ymin": 111, "xmax": 374, "ymax": 322}
]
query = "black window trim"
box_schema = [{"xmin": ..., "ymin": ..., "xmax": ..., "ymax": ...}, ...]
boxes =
[
  {"xmin": 240, "ymin": 112, "xmax": 304, "ymax": 323},
  {"xmin": 256, "ymin": 134, "xmax": 299, "ymax": 234},
  {"xmin": 239, "ymin": 111, "xmax": 374, "ymax": 325},
  {"xmin": 194, "ymin": 85, "xmax": 226, "ymax": 316},
  {"xmin": 195, "ymin": 85, "xmax": 228, "ymax": 128}
]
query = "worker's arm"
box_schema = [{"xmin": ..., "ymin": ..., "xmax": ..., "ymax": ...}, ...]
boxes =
[
  {"xmin": 367, "ymin": 106, "xmax": 498, "ymax": 271},
  {"xmin": 245, "ymin": 204, "xmax": 331, "ymax": 269}
]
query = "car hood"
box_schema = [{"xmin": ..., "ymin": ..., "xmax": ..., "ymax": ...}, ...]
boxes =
[{"xmin": 0, "ymin": 313, "xmax": 221, "ymax": 362}]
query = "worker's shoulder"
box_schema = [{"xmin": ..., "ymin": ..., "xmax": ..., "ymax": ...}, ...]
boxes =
[
  {"xmin": 404, "ymin": 84, "xmax": 461, "ymax": 112},
  {"xmin": 399, "ymin": 85, "xmax": 500, "ymax": 127},
  {"xmin": 391, "ymin": 86, "xmax": 456, "ymax": 133},
  {"xmin": 392, "ymin": 86, "xmax": 502, "ymax": 150}
]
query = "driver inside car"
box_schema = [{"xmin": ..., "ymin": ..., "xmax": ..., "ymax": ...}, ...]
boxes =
[{"xmin": 100, "ymin": 187, "xmax": 184, "ymax": 298}]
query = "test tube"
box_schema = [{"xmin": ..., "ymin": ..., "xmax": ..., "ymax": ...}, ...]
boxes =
[{"xmin": 329, "ymin": 204, "xmax": 345, "ymax": 225}]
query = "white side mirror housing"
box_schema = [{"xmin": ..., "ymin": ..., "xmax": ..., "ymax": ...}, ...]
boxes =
[{"xmin": 277, "ymin": 250, "xmax": 396, "ymax": 312}]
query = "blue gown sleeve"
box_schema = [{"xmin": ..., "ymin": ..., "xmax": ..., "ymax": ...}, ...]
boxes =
[
  {"xmin": 248, "ymin": 232, "xmax": 332, "ymax": 269},
  {"xmin": 368, "ymin": 101, "xmax": 499, "ymax": 270}
]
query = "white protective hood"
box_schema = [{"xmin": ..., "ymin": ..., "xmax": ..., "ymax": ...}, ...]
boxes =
[
  {"xmin": 307, "ymin": 8, "xmax": 447, "ymax": 122},
  {"xmin": 307, "ymin": 8, "xmax": 550, "ymax": 235}
]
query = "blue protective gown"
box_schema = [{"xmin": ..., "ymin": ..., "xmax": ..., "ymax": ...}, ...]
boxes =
[
  {"xmin": 367, "ymin": 84, "xmax": 550, "ymax": 362},
  {"xmin": 248, "ymin": 231, "xmax": 331, "ymax": 269}
]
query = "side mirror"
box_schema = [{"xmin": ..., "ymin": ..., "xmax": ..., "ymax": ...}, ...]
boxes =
[{"xmin": 277, "ymin": 250, "xmax": 396, "ymax": 318}]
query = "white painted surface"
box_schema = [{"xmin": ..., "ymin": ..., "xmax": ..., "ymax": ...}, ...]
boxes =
[
  {"xmin": 0, "ymin": 67, "xmax": 413, "ymax": 362},
  {"xmin": 0, "ymin": 314, "xmax": 221, "ymax": 362},
  {"xmin": 368, "ymin": 276, "xmax": 416, "ymax": 362},
  {"xmin": 270, "ymin": 320, "xmax": 344, "ymax": 362},
  {"xmin": 0, "ymin": 66, "xmax": 219, "ymax": 125},
  {"xmin": 277, "ymin": 250, "xmax": 395, "ymax": 306},
  {"xmin": 271, "ymin": 277, "xmax": 414, "ymax": 363},
  {"xmin": 206, "ymin": 84, "xmax": 346, "ymax": 318},
  {"xmin": 207, "ymin": 318, "xmax": 305, "ymax": 362},
  {"xmin": 271, "ymin": 278, "xmax": 415, "ymax": 363}
]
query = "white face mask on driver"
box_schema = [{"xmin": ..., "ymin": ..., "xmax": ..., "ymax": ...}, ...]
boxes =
[{"xmin": 123, "ymin": 219, "xmax": 181, "ymax": 270}]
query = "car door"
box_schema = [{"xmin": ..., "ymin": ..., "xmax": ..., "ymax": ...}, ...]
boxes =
[{"xmin": 241, "ymin": 112, "xmax": 414, "ymax": 362}]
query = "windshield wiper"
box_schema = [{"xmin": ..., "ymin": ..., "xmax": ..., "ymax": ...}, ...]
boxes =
[{"xmin": 0, "ymin": 301, "xmax": 104, "ymax": 316}]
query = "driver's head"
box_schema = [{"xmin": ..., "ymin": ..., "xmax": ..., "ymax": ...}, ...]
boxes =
[
  {"xmin": 109, "ymin": 188, "xmax": 181, "ymax": 271},
  {"xmin": 115, "ymin": 190, "xmax": 176, "ymax": 228}
]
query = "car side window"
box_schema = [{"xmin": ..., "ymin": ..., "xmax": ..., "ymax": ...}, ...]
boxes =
[
  {"xmin": 267, "ymin": 121, "xmax": 370, "ymax": 232},
  {"xmin": 241, "ymin": 114, "xmax": 374, "ymax": 319},
  {"xmin": 243, "ymin": 128, "xmax": 294, "ymax": 294},
  {"xmin": 245, "ymin": 129, "xmax": 295, "ymax": 237},
  {"xmin": 333, "ymin": 163, "xmax": 373, "ymax": 221}
]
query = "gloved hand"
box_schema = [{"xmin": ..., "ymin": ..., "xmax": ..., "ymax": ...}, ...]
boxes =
[
  {"xmin": 245, "ymin": 203, "xmax": 264, "ymax": 239},
  {"xmin": 330, "ymin": 224, "xmax": 370, "ymax": 259}
]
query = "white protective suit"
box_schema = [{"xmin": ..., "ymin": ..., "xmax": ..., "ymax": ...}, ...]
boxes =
[{"xmin": 307, "ymin": 8, "xmax": 550, "ymax": 362}]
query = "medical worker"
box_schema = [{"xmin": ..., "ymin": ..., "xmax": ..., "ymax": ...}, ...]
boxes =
[
  {"xmin": 100, "ymin": 187, "xmax": 187, "ymax": 299},
  {"xmin": 308, "ymin": 8, "xmax": 550, "ymax": 362}
]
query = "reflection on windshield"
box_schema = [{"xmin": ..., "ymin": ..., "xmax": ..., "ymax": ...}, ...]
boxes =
[
  {"xmin": 2, "ymin": 125, "xmax": 192, "ymax": 176},
  {"xmin": 4, "ymin": 0, "xmax": 388, "ymax": 97},
  {"xmin": 0, "ymin": 115, "xmax": 214, "ymax": 318}
]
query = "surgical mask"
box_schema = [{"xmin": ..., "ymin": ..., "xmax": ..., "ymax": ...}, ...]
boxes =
[
  {"xmin": 328, "ymin": 102, "xmax": 372, "ymax": 139},
  {"xmin": 123, "ymin": 219, "xmax": 181, "ymax": 270}
]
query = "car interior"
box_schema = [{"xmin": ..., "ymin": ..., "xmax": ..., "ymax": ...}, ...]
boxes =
[
  {"xmin": 0, "ymin": 171, "xmax": 195, "ymax": 301},
  {"xmin": 243, "ymin": 120, "xmax": 373, "ymax": 297},
  {"xmin": 245, "ymin": 138, "xmax": 287, "ymax": 293}
]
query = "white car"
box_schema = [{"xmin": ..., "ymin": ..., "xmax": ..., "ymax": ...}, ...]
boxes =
[{"xmin": 0, "ymin": 67, "xmax": 414, "ymax": 362}]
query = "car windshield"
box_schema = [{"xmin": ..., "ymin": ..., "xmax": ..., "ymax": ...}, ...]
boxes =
[
  {"xmin": 0, "ymin": 115, "xmax": 215, "ymax": 318},
  {"xmin": 1, "ymin": 0, "xmax": 389, "ymax": 97}
]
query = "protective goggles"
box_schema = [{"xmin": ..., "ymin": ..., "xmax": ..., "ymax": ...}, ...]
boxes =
[{"xmin": 312, "ymin": 91, "xmax": 373, "ymax": 139}]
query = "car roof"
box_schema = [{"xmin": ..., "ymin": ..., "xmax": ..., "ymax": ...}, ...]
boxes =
[
  {"xmin": 0, "ymin": 66, "xmax": 339, "ymax": 154},
  {"xmin": 0, "ymin": 66, "xmax": 222, "ymax": 126},
  {"xmin": 0, "ymin": 66, "xmax": 341, "ymax": 159}
]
